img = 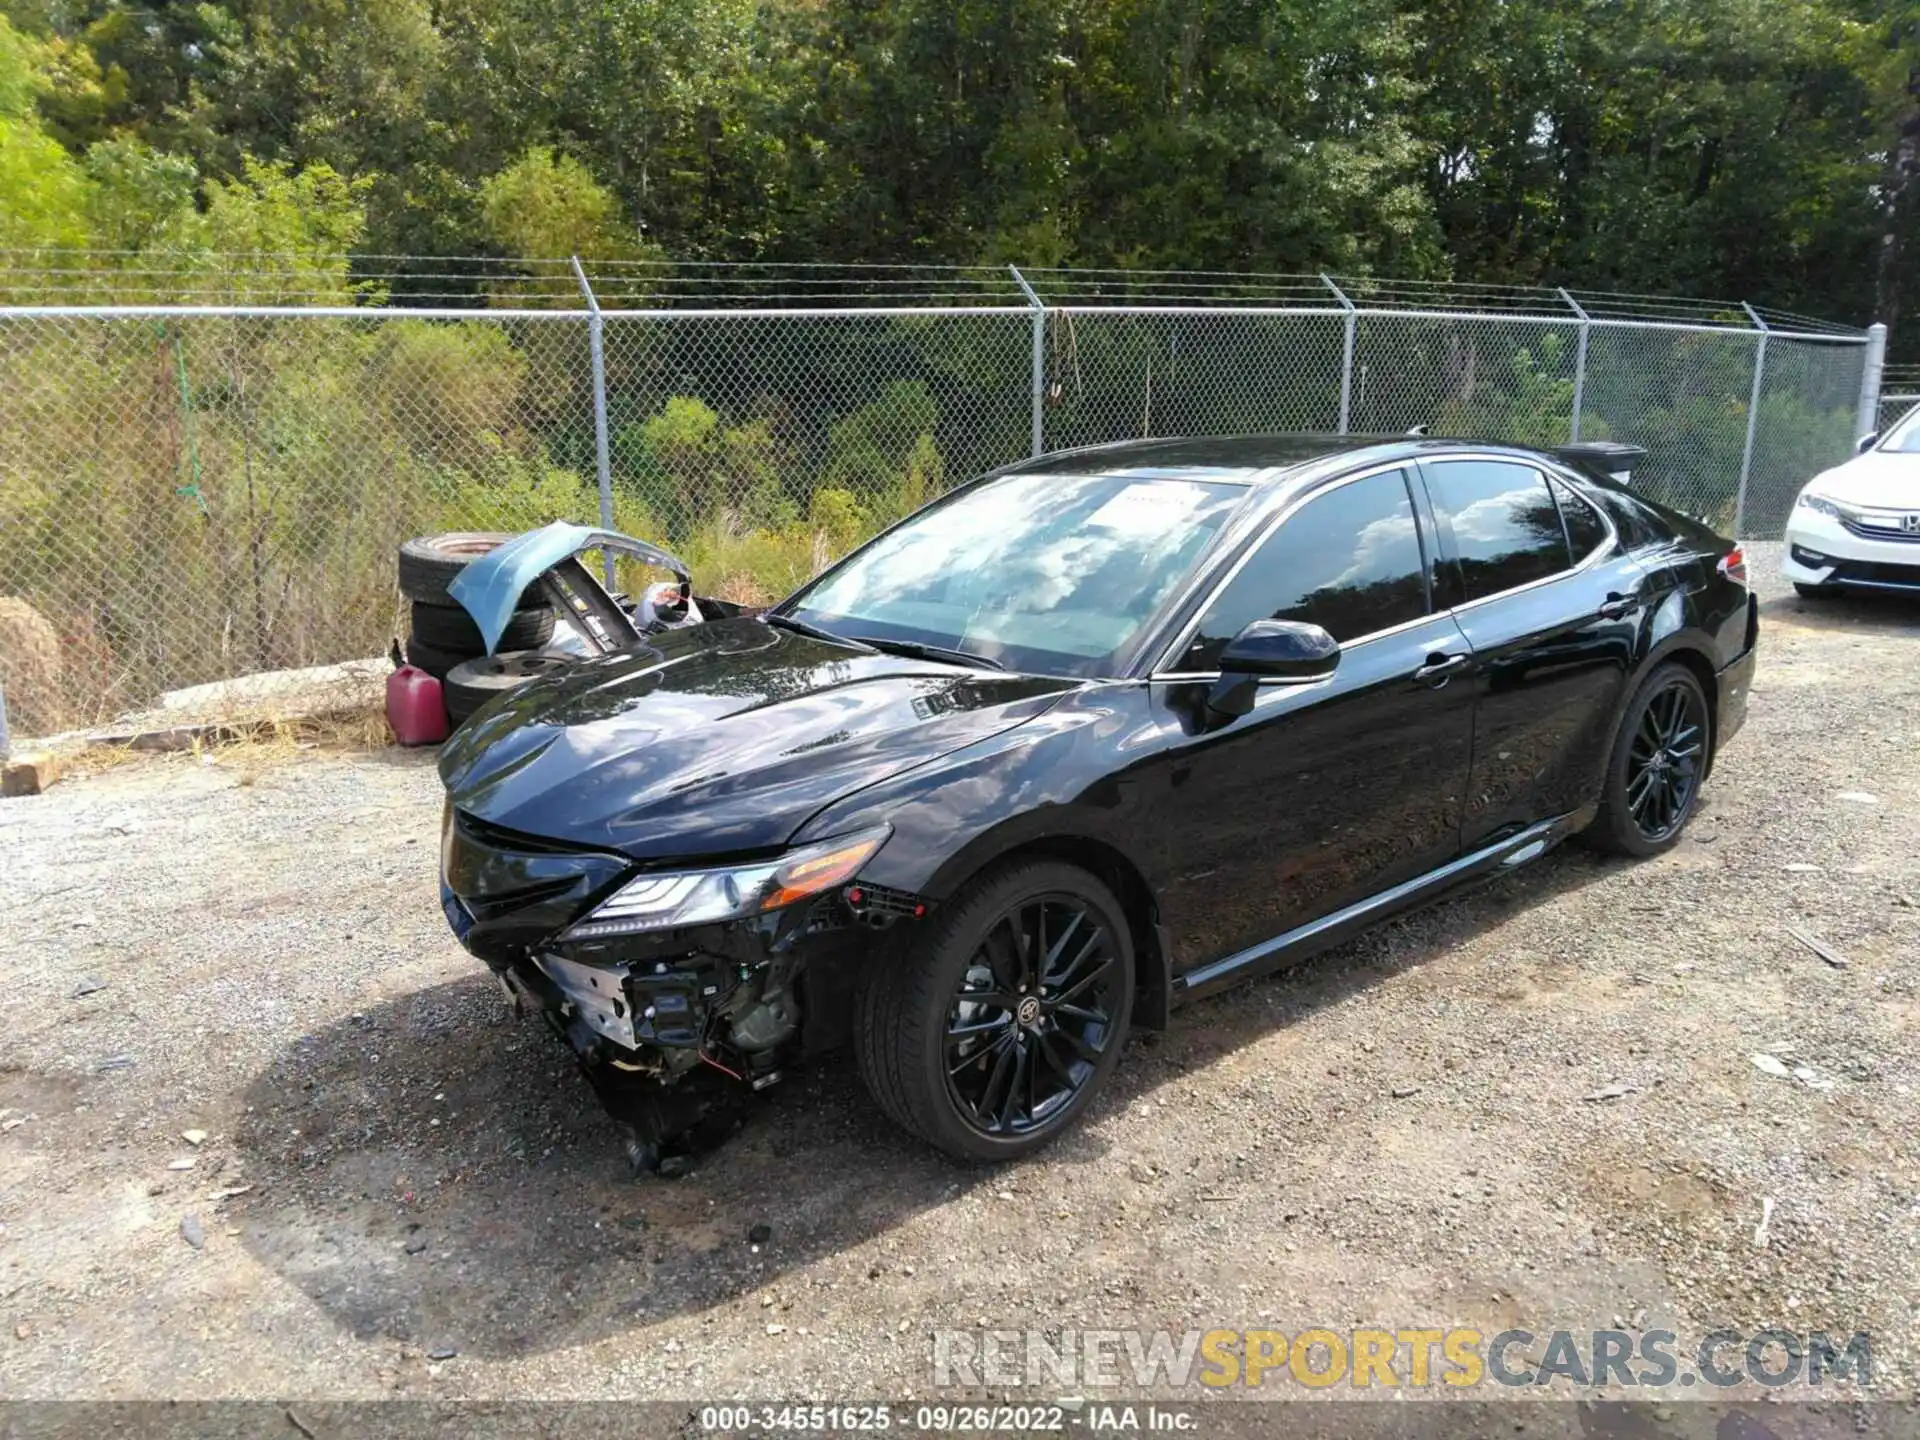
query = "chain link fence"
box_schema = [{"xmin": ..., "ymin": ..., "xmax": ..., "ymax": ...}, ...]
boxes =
[
  {"xmin": 0, "ymin": 262, "xmax": 1877, "ymax": 735},
  {"xmin": 1877, "ymin": 364, "xmax": 1920, "ymax": 437}
]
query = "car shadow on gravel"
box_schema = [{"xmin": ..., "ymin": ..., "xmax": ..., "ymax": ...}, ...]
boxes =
[
  {"xmin": 232, "ymin": 845, "xmax": 1616, "ymax": 1359},
  {"xmin": 1759, "ymin": 588, "xmax": 1920, "ymax": 632}
]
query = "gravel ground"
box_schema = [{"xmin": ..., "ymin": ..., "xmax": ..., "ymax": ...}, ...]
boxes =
[{"xmin": 3, "ymin": 542, "xmax": 1918, "ymax": 1410}]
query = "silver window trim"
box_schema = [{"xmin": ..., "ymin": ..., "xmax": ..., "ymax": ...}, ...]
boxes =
[{"xmin": 1149, "ymin": 451, "xmax": 1618, "ymax": 680}]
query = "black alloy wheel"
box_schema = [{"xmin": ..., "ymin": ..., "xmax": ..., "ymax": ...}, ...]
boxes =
[
  {"xmin": 1585, "ymin": 662, "xmax": 1712, "ymax": 857},
  {"xmin": 855, "ymin": 860, "xmax": 1134, "ymax": 1161},
  {"xmin": 943, "ymin": 893, "xmax": 1122, "ymax": 1138},
  {"xmin": 1624, "ymin": 677, "xmax": 1707, "ymax": 843}
]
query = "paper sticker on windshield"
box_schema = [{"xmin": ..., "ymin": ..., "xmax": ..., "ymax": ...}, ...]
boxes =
[{"xmin": 1085, "ymin": 483, "xmax": 1213, "ymax": 532}]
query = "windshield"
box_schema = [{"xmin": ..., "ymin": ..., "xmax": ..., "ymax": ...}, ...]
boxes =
[
  {"xmin": 1880, "ymin": 404, "xmax": 1920, "ymax": 454},
  {"xmin": 783, "ymin": 470, "xmax": 1247, "ymax": 676}
]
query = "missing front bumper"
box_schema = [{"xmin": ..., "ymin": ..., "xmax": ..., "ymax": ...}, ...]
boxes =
[{"xmin": 532, "ymin": 951, "xmax": 637, "ymax": 1048}]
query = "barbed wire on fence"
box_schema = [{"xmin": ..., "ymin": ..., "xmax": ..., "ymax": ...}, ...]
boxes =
[{"xmin": 0, "ymin": 254, "xmax": 1878, "ymax": 735}]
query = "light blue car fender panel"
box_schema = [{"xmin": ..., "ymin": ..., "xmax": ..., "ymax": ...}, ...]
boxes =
[{"xmin": 447, "ymin": 523, "xmax": 691, "ymax": 656}]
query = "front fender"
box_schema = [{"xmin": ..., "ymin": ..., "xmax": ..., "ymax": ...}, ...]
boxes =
[{"xmin": 794, "ymin": 692, "xmax": 1166, "ymax": 902}]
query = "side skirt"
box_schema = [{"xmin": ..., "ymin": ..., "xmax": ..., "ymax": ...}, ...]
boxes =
[{"xmin": 1171, "ymin": 805, "xmax": 1598, "ymax": 1004}]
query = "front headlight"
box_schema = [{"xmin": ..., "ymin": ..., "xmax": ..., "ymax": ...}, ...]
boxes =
[
  {"xmin": 562, "ymin": 826, "xmax": 891, "ymax": 939},
  {"xmin": 1796, "ymin": 490, "xmax": 1844, "ymax": 520}
]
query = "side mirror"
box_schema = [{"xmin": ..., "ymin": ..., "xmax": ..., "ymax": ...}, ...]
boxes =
[
  {"xmin": 1205, "ymin": 619, "xmax": 1340, "ymax": 722},
  {"xmin": 1857, "ymin": 432, "xmax": 1879, "ymax": 454}
]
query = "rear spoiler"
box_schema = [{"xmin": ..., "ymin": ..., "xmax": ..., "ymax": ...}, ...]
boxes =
[{"xmin": 1553, "ymin": 441, "xmax": 1646, "ymax": 487}]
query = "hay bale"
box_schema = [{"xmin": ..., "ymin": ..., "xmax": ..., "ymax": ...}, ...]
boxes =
[{"xmin": 0, "ymin": 597, "xmax": 65, "ymax": 737}]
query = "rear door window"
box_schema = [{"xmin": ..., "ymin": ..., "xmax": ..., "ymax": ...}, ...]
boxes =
[
  {"xmin": 1176, "ymin": 468, "xmax": 1429, "ymax": 670},
  {"xmin": 1423, "ymin": 460, "xmax": 1573, "ymax": 603},
  {"xmin": 1552, "ymin": 478, "xmax": 1609, "ymax": 561}
]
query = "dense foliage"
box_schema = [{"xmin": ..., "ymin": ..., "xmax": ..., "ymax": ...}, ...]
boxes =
[{"xmin": 2, "ymin": 0, "xmax": 1914, "ymax": 319}]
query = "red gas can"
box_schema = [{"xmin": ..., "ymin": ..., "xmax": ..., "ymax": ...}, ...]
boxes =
[{"xmin": 386, "ymin": 664, "xmax": 450, "ymax": 746}]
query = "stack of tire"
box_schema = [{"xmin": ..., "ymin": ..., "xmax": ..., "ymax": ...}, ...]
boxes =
[{"xmin": 397, "ymin": 533, "xmax": 569, "ymax": 727}]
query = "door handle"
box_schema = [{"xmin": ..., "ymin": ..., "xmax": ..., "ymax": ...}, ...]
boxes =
[
  {"xmin": 1597, "ymin": 592, "xmax": 1640, "ymax": 620},
  {"xmin": 1413, "ymin": 652, "xmax": 1470, "ymax": 686}
]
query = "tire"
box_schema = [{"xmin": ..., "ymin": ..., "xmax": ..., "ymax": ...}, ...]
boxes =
[
  {"xmin": 408, "ymin": 600, "xmax": 554, "ymax": 656},
  {"xmin": 402, "ymin": 634, "xmax": 469, "ymax": 681},
  {"xmin": 443, "ymin": 650, "xmax": 577, "ymax": 724},
  {"xmin": 1793, "ymin": 582, "xmax": 1833, "ymax": 599},
  {"xmin": 854, "ymin": 860, "xmax": 1133, "ymax": 1162},
  {"xmin": 1584, "ymin": 662, "xmax": 1712, "ymax": 858},
  {"xmin": 396, "ymin": 533, "xmax": 545, "ymax": 609}
]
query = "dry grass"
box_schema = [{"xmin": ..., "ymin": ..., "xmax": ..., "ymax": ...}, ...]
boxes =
[{"xmin": 49, "ymin": 705, "xmax": 395, "ymax": 782}]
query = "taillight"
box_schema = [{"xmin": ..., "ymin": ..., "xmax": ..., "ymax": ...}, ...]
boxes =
[{"xmin": 1718, "ymin": 546, "xmax": 1747, "ymax": 585}]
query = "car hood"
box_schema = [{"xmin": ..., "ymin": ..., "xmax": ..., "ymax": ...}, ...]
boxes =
[
  {"xmin": 438, "ymin": 616, "xmax": 1079, "ymax": 859},
  {"xmin": 1808, "ymin": 451, "xmax": 1920, "ymax": 508}
]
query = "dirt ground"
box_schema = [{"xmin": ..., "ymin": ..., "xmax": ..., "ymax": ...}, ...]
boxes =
[{"xmin": 2, "ymin": 545, "xmax": 1918, "ymax": 1410}]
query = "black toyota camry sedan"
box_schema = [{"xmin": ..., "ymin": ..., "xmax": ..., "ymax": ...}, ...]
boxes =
[{"xmin": 438, "ymin": 434, "xmax": 1757, "ymax": 1163}]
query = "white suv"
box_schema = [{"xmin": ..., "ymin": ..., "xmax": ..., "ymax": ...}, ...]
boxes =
[{"xmin": 1783, "ymin": 403, "xmax": 1920, "ymax": 598}]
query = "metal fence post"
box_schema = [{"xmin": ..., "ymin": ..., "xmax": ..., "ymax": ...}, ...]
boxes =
[
  {"xmin": 1322, "ymin": 274, "xmax": 1356, "ymax": 433},
  {"xmin": 570, "ymin": 255, "xmax": 617, "ymax": 586},
  {"xmin": 1009, "ymin": 266, "xmax": 1045, "ymax": 456},
  {"xmin": 0, "ymin": 681, "xmax": 10, "ymax": 763},
  {"xmin": 1857, "ymin": 321, "xmax": 1888, "ymax": 442},
  {"xmin": 1734, "ymin": 304, "xmax": 1771, "ymax": 539},
  {"xmin": 1558, "ymin": 288, "xmax": 1590, "ymax": 441}
]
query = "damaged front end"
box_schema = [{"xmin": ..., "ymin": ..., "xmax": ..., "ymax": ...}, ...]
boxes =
[
  {"xmin": 441, "ymin": 802, "xmax": 927, "ymax": 1164},
  {"xmin": 429, "ymin": 521, "xmax": 1059, "ymax": 1165}
]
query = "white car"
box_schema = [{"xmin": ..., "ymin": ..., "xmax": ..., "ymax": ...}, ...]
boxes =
[{"xmin": 1783, "ymin": 404, "xmax": 1920, "ymax": 598}]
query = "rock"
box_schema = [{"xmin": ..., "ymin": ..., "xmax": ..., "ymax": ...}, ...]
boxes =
[
  {"xmin": 179, "ymin": 1214, "xmax": 205, "ymax": 1250},
  {"xmin": 1835, "ymin": 791, "xmax": 1879, "ymax": 805},
  {"xmin": 167, "ymin": 1158, "xmax": 196, "ymax": 1171},
  {"xmin": 748, "ymin": 1223, "xmax": 772, "ymax": 1245},
  {"xmin": 70, "ymin": 977, "xmax": 108, "ymax": 999},
  {"xmin": 1, "ymin": 751, "xmax": 60, "ymax": 798},
  {"xmin": 0, "ymin": 597, "xmax": 65, "ymax": 736},
  {"xmin": 655, "ymin": 1154, "xmax": 694, "ymax": 1179},
  {"xmin": 95, "ymin": 1054, "xmax": 135, "ymax": 1073},
  {"xmin": 1583, "ymin": 1081, "xmax": 1637, "ymax": 1102},
  {"xmin": 1751, "ymin": 1053, "xmax": 1793, "ymax": 1079},
  {"xmin": 182, "ymin": 1129, "xmax": 208, "ymax": 1146},
  {"xmin": 1391, "ymin": 1085, "xmax": 1422, "ymax": 1099},
  {"xmin": 766, "ymin": 1323, "xmax": 787, "ymax": 1335},
  {"xmin": 404, "ymin": 1238, "xmax": 428, "ymax": 1255},
  {"xmin": 427, "ymin": 1345, "xmax": 458, "ymax": 1361}
]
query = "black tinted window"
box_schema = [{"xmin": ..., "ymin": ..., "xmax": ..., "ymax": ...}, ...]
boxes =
[
  {"xmin": 1554, "ymin": 479, "xmax": 1608, "ymax": 560},
  {"xmin": 1179, "ymin": 470, "xmax": 1427, "ymax": 669},
  {"xmin": 1425, "ymin": 461, "xmax": 1571, "ymax": 602}
]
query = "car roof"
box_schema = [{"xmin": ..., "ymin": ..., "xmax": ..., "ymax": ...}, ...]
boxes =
[{"xmin": 1001, "ymin": 433, "xmax": 1543, "ymax": 487}]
